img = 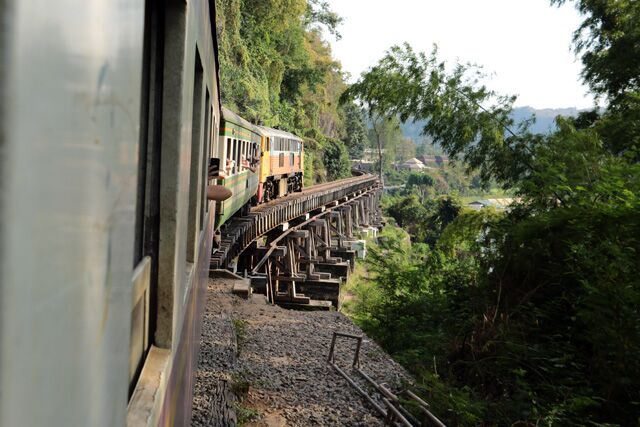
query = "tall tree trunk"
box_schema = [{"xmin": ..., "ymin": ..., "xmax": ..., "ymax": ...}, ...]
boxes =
[{"xmin": 372, "ymin": 118, "xmax": 383, "ymax": 183}]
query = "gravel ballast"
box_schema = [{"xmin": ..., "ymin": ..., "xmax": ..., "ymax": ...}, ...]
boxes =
[{"xmin": 192, "ymin": 277, "xmax": 413, "ymax": 426}]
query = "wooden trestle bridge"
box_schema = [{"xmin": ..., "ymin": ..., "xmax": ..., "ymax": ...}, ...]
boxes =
[{"xmin": 211, "ymin": 174, "xmax": 383, "ymax": 308}]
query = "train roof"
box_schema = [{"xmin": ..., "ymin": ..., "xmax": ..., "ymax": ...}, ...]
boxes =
[
  {"xmin": 221, "ymin": 106, "xmax": 304, "ymax": 142},
  {"xmin": 258, "ymin": 125, "xmax": 304, "ymax": 142},
  {"xmin": 221, "ymin": 106, "xmax": 262, "ymax": 136}
]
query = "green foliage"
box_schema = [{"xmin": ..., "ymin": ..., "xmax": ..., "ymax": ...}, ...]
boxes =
[
  {"xmin": 385, "ymin": 194, "xmax": 463, "ymax": 245},
  {"xmin": 552, "ymin": 0, "xmax": 640, "ymax": 104},
  {"xmin": 368, "ymin": 115, "xmax": 405, "ymax": 177},
  {"xmin": 235, "ymin": 403, "xmax": 260, "ymax": 426},
  {"xmin": 342, "ymin": 102, "xmax": 367, "ymax": 158},
  {"xmin": 406, "ymin": 173, "xmax": 433, "ymax": 190},
  {"xmin": 342, "ymin": 43, "xmax": 539, "ymax": 188},
  {"xmin": 232, "ymin": 318, "xmax": 247, "ymax": 356},
  {"xmin": 304, "ymin": 0, "xmax": 343, "ymax": 39},
  {"xmin": 344, "ymin": 5, "xmax": 640, "ymax": 425},
  {"xmin": 216, "ymin": 0, "xmax": 353, "ymax": 183},
  {"xmin": 323, "ymin": 137, "xmax": 351, "ymax": 181},
  {"xmin": 552, "ymin": 0, "xmax": 640, "ymax": 158}
]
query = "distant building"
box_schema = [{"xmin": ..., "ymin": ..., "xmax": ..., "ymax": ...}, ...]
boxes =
[
  {"xmin": 399, "ymin": 157, "xmax": 427, "ymax": 171},
  {"xmin": 418, "ymin": 155, "xmax": 449, "ymax": 166}
]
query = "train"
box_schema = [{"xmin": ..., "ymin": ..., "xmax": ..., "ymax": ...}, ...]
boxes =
[
  {"xmin": 0, "ymin": 1, "xmax": 303, "ymax": 427},
  {"xmin": 214, "ymin": 107, "xmax": 304, "ymax": 228}
]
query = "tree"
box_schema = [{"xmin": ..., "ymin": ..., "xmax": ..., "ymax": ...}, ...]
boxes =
[
  {"xmin": 342, "ymin": 103, "xmax": 367, "ymax": 159},
  {"xmin": 323, "ymin": 138, "xmax": 350, "ymax": 181},
  {"xmin": 216, "ymin": 0, "xmax": 354, "ymax": 184},
  {"xmin": 367, "ymin": 115, "xmax": 404, "ymax": 179},
  {"xmin": 551, "ymin": 0, "xmax": 640, "ymax": 157},
  {"xmin": 305, "ymin": 0, "xmax": 343, "ymax": 39},
  {"xmin": 341, "ymin": 44, "xmax": 533, "ymax": 188},
  {"xmin": 343, "ymin": 9, "xmax": 640, "ymax": 424},
  {"xmin": 552, "ymin": 0, "xmax": 640, "ymax": 104},
  {"xmin": 406, "ymin": 173, "xmax": 434, "ymax": 198},
  {"xmin": 395, "ymin": 137, "xmax": 416, "ymax": 163}
]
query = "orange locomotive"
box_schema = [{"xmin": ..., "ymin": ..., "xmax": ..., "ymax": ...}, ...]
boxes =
[{"xmin": 256, "ymin": 126, "xmax": 304, "ymax": 203}]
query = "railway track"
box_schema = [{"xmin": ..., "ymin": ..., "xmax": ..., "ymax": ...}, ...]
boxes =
[{"xmin": 210, "ymin": 174, "xmax": 380, "ymax": 272}]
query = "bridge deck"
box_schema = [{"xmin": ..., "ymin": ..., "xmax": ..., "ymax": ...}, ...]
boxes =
[{"xmin": 210, "ymin": 174, "xmax": 381, "ymax": 271}]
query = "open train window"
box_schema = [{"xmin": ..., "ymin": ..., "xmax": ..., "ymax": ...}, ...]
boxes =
[
  {"xmin": 186, "ymin": 48, "xmax": 204, "ymax": 263},
  {"xmin": 203, "ymin": 102, "xmax": 212, "ymax": 215},
  {"xmin": 232, "ymin": 138, "xmax": 237, "ymax": 174},
  {"xmin": 242, "ymin": 140, "xmax": 246, "ymax": 165},
  {"xmin": 234, "ymin": 138, "xmax": 240, "ymax": 174}
]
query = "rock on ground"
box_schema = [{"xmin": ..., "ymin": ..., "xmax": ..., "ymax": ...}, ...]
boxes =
[{"xmin": 192, "ymin": 278, "xmax": 413, "ymax": 426}]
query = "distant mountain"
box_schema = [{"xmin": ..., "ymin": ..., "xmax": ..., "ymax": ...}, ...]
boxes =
[
  {"xmin": 399, "ymin": 106, "xmax": 582, "ymax": 143},
  {"xmin": 510, "ymin": 106, "xmax": 581, "ymax": 134}
]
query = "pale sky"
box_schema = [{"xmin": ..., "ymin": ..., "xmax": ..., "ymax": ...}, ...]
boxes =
[{"xmin": 325, "ymin": 0, "xmax": 595, "ymax": 109}]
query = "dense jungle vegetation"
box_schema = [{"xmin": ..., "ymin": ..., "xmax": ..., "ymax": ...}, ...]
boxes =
[
  {"xmin": 341, "ymin": 0, "xmax": 640, "ymax": 425},
  {"xmin": 214, "ymin": 0, "xmax": 367, "ymax": 185},
  {"xmin": 217, "ymin": 0, "xmax": 639, "ymax": 425}
]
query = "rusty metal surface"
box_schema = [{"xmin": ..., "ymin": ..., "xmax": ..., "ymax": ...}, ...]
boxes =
[{"xmin": 327, "ymin": 332, "xmax": 447, "ymax": 427}]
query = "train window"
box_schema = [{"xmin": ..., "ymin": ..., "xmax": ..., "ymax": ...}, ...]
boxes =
[
  {"xmin": 186, "ymin": 48, "xmax": 204, "ymax": 264},
  {"xmin": 233, "ymin": 139, "xmax": 241, "ymax": 174},
  {"xmin": 200, "ymin": 90, "xmax": 211, "ymax": 227},
  {"xmin": 131, "ymin": 0, "xmax": 165, "ymax": 395},
  {"xmin": 266, "ymin": 137, "xmax": 270, "ymax": 151},
  {"xmin": 232, "ymin": 138, "xmax": 237, "ymax": 174},
  {"xmin": 242, "ymin": 140, "xmax": 247, "ymax": 165},
  {"xmin": 234, "ymin": 138, "xmax": 240, "ymax": 174},
  {"xmin": 290, "ymin": 152, "xmax": 294, "ymax": 166},
  {"xmin": 279, "ymin": 152, "xmax": 285, "ymax": 167},
  {"xmin": 226, "ymin": 138, "xmax": 232, "ymax": 165},
  {"xmin": 204, "ymin": 107, "xmax": 213, "ymax": 215}
]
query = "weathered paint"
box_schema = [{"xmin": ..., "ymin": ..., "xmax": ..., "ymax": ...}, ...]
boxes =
[
  {"xmin": 215, "ymin": 170, "xmax": 259, "ymax": 228},
  {"xmin": 0, "ymin": 1, "xmax": 144, "ymax": 426},
  {"xmin": 0, "ymin": 1, "xmax": 222, "ymax": 426}
]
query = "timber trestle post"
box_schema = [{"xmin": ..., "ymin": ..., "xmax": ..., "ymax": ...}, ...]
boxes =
[{"xmin": 211, "ymin": 175, "xmax": 383, "ymax": 309}]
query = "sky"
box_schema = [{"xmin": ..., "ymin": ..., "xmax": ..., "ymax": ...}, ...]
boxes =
[{"xmin": 324, "ymin": 0, "xmax": 595, "ymax": 109}]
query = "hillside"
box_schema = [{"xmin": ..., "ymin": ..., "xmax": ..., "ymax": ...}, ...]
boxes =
[{"xmin": 400, "ymin": 106, "xmax": 582, "ymax": 143}]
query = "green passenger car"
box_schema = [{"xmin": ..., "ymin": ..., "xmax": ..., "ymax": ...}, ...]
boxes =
[{"xmin": 215, "ymin": 107, "xmax": 261, "ymax": 229}]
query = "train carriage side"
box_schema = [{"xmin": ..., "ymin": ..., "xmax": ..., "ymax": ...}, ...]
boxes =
[
  {"xmin": 257, "ymin": 127, "xmax": 304, "ymax": 202},
  {"xmin": 214, "ymin": 107, "xmax": 261, "ymax": 229},
  {"xmin": 1, "ymin": 1, "xmax": 223, "ymax": 427}
]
